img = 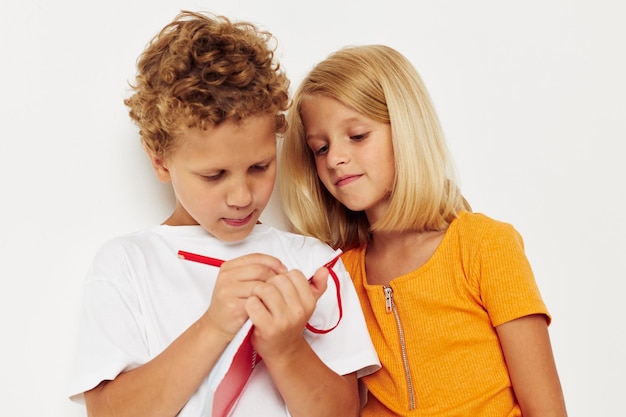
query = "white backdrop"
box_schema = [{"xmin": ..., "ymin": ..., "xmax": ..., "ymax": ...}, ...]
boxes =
[{"xmin": 1, "ymin": 1, "xmax": 624, "ymax": 416}]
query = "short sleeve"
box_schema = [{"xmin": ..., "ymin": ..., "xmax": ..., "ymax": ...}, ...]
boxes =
[
  {"xmin": 303, "ymin": 257, "xmax": 381, "ymax": 379},
  {"xmin": 472, "ymin": 221, "xmax": 551, "ymax": 327},
  {"xmin": 68, "ymin": 242, "xmax": 150, "ymax": 402}
]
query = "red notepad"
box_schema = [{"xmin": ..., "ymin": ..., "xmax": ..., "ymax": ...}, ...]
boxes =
[
  {"xmin": 178, "ymin": 249, "xmax": 343, "ymax": 417},
  {"xmin": 207, "ymin": 319, "xmax": 258, "ymax": 417}
]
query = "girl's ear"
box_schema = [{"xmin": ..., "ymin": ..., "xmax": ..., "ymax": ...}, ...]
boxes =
[{"xmin": 147, "ymin": 150, "xmax": 171, "ymax": 183}]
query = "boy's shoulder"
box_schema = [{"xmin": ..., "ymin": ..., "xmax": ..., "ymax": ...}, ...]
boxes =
[
  {"xmin": 253, "ymin": 223, "xmax": 334, "ymax": 251},
  {"xmin": 251, "ymin": 224, "xmax": 338, "ymax": 273},
  {"xmin": 90, "ymin": 226, "xmax": 163, "ymax": 265},
  {"xmin": 257, "ymin": 223, "xmax": 326, "ymax": 244},
  {"xmin": 91, "ymin": 224, "xmax": 338, "ymax": 277},
  {"xmin": 96, "ymin": 226, "xmax": 162, "ymax": 251}
]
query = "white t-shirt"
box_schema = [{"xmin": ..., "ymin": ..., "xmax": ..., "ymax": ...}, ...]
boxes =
[{"xmin": 68, "ymin": 224, "xmax": 380, "ymax": 416}]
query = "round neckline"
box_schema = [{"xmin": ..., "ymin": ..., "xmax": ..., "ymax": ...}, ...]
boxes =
[{"xmin": 360, "ymin": 214, "xmax": 462, "ymax": 287}]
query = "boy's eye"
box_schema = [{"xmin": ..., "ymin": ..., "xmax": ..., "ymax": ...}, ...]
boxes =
[
  {"xmin": 203, "ymin": 171, "xmax": 224, "ymax": 181},
  {"xmin": 250, "ymin": 164, "xmax": 269, "ymax": 172}
]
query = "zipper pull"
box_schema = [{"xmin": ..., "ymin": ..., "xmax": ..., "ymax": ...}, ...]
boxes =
[{"xmin": 384, "ymin": 286, "xmax": 393, "ymax": 313}]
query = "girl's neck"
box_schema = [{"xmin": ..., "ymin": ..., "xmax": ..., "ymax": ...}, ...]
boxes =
[
  {"xmin": 369, "ymin": 228, "xmax": 441, "ymax": 250},
  {"xmin": 364, "ymin": 228, "xmax": 447, "ymax": 285}
]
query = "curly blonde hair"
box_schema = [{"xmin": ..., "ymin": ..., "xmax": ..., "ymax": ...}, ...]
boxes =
[{"xmin": 125, "ymin": 10, "xmax": 289, "ymax": 157}]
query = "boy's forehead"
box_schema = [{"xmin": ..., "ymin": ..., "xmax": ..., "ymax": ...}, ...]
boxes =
[
  {"xmin": 180, "ymin": 113, "xmax": 276, "ymax": 137},
  {"xmin": 171, "ymin": 115, "xmax": 277, "ymax": 160}
]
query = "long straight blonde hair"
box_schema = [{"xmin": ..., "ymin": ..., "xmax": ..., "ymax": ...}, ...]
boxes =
[{"xmin": 280, "ymin": 45, "xmax": 470, "ymax": 250}]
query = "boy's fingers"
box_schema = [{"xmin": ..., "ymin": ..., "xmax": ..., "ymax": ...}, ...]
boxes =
[
  {"xmin": 222, "ymin": 253, "xmax": 287, "ymax": 274},
  {"xmin": 308, "ymin": 267, "xmax": 329, "ymax": 300}
]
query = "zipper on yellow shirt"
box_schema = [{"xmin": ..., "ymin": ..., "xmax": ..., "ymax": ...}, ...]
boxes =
[{"xmin": 384, "ymin": 285, "xmax": 416, "ymax": 410}]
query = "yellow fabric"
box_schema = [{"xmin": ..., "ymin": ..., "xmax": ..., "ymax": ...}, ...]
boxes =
[{"xmin": 342, "ymin": 211, "xmax": 550, "ymax": 416}]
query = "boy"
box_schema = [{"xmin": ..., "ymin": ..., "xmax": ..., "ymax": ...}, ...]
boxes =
[{"xmin": 68, "ymin": 11, "xmax": 379, "ymax": 417}]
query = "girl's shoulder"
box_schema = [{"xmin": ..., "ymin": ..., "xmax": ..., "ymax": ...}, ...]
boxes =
[
  {"xmin": 452, "ymin": 211, "xmax": 521, "ymax": 241},
  {"xmin": 450, "ymin": 211, "xmax": 527, "ymax": 265}
]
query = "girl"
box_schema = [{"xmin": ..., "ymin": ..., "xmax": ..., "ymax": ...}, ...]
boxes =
[{"xmin": 279, "ymin": 44, "xmax": 567, "ymax": 416}]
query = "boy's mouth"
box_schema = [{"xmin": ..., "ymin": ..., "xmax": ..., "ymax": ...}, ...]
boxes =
[{"xmin": 222, "ymin": 211, "xmax": 254, "ymax": 227}]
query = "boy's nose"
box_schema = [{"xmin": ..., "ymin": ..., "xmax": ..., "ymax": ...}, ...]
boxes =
[{"xmin": 226, "ymin": 180, "xmax": 253, "ymax": 208}]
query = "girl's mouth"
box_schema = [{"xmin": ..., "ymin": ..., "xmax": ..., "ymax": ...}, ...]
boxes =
[{"xmin": 336, "ymin": 174, "xmax": 362, "ymax": 187}]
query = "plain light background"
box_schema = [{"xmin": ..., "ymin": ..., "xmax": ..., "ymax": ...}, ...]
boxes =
[{"xmin": 1, "ymin": 0, "xmax": 624, "ymax": 415}]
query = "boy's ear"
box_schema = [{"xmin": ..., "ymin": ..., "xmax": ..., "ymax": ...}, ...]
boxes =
[{"xmin": 147, "ymin": 151, "xmax": 171, "ymax": 183}]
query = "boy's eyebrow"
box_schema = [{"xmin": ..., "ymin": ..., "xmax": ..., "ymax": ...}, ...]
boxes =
[
  {"xmin": 258, "ymin": 153, "xmax": 276, "ymax": 161},
  {"xmin": 251, "ymin": 154, "xmax": 277, "ymax": 165}
]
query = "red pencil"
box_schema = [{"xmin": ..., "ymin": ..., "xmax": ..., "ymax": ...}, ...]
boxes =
[{"xmin": 178, "ymin": 250, "xmax": 224, "ymax": 267}]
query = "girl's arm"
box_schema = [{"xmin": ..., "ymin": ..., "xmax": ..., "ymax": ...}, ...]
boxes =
[{"xmin": 496, "ymin": 314, "xmax": 568, "ymax": 417}]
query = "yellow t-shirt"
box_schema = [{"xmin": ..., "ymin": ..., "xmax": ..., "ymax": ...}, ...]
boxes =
[{"xmin": 342, "ymin": 211, "xmax": 550, "ymax": 416}]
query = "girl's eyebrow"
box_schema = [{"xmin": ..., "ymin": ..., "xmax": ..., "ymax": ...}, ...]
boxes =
[{"xmin": 304, "ymin": 133, "xmax": 321, "ymax": 142}]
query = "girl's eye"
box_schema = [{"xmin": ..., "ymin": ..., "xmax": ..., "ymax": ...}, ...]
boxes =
[
  {"xmin": 350, "ymin": 132, "xmax": 368, "ymax": 141},
  {"xmin": 314, "ymin": 144, "xmax": 329, "ymax": 155}
]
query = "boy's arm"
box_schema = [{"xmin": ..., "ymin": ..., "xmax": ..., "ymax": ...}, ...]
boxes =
[
  {"xmin": 263, "ymin": 340, "xmax": 360, "ymax": 417},
  {"xmin": 246, "ymin": 267, "xmax": 361, "ymax": 417},
  {"xmin": 85, "ymin": 316, "xmax": 230, "ymax": 417},
  {"xmin": 496, "ymin": 314, "xmax": 568, "ymax": 417},
  {"xmin": 84, "ymin": 254, "xmax": 286, "ymax": 417}
]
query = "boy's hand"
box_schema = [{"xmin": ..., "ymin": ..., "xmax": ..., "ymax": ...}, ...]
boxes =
[
  {"xmin": 201, "ymin": 253, "xmax": 287, "ymax": 340},
  {"xmin": 245, "ymin": 267, "xmax": 329, "ymax": 360},
  {"xmin": 308, "ymin": 266, "xmax": 331, "ymax": 299}
]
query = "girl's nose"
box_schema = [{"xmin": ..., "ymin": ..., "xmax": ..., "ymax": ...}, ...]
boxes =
[{"xmin": 327, "ymin": 141, "xmax": 350, "ymax": 168}]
